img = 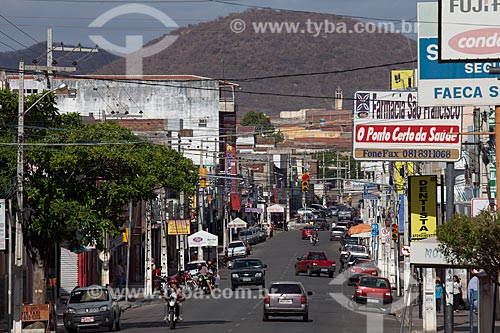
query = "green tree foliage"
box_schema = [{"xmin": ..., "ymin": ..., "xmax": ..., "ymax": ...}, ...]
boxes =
[
  {"xmin": 437, "ymin": 210, "xmax": 500, "ymax": 280},
  {"xmin": 0, "ymin": 89, "xmax": 197, "ymax": 260},
  {"xmin": 240, "ymin": 111, "xmax": 284, "ymax": 143}
]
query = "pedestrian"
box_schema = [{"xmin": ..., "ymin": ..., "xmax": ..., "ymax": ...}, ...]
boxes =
[
  {"xmin": 435, "ymin": 279, "xmax": 444, "ymax": 313},
  {"xmin": 115, "ymin": 260, "xmax": 125, "ymax": 289},
  {"xmin": 468, "ymin": 273, "xmax": 479, "ymax": 313},
  {"xmin": 269, "ymin": 223, "xmax": 274, "ymax": 238},
  {"xmin": 453, "ymin": 275, "xmax": 463, "ymax": 312},
  {"xmin": 153, "ymin": 265, "xmax": 163, "ymax": 292}
]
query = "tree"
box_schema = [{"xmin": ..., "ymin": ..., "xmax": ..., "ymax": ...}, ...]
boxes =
[
  {"xmin": 437, "ymin": 210, "xmax": 500, "ymax": 281},
  {"xmin": 0, "ymin": 90, "xmax": 198, "ymax": 302},
  {"xmin": 240, "ymin": 111, "xmax": 284, "ymax": 143}
]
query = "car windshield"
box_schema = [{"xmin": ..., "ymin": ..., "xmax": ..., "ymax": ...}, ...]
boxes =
[
  {"xmin": 186, "ymin": 262, "xmax": 206, "ymax": 270},
  {"xmin": 347, "ymin": 245, "xmax": 367, "ymax": 253},
  {"xmin": 239, "ymin": 231, "xmax": 249, "ymax": 236},
  {"xmin": 228, "ymin": 242, "xmax": 244, "ymax": 248},
  {"xmin": 269, "ymin": 284, "xmax": 302, "ymax": 294},
  {"xmin": 233, "ymin": 259, "xmax": 263, "ymax": 269},
  {"xmin": 308, "ymin": 253, "xmax": 327, "ymax": 260},
  {"xmin": 333, "ymin": 227, "xmax": 345, "ymax": 232},
  {"xmin": 69, "ymin": 288, "xmax": 109, "ymax": 303},
  {"xmin": 356, "ymin": 261, "xmax": 376, "ymax": 268},
  {"xmin": 359, "ymin": 277, "xmax": 389, "ymax": 288},
  {"xmin": 303, "ymin": 226, "xmax": 314, "ymax": 230}
]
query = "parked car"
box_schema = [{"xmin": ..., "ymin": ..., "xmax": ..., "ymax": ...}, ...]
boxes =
[
  {"xmin": 352, "ymin": 276, "xmax": 392, "ymax": 311},
  {"xmin": 263, "ymin": 281, "xmax": 312, "ymax": 321},
  {"xmin": 348, "ymin": 259, "xmax": 378, "ymax": 277},
  {"xmin": 239, "ymin": 229, "xmax": 258, "ymax": 245},
  {"xmin": 295, "ymin": 251, "xmax": 336, "ymax": 278},
  {"xmin": 348, "ymin": 272, "xmax": 371, "ymax": 286},
  {"xmin": 227, "ymin": 241, "xmax": 248, "ymax": 258},
  {"xmin": 301, "ymin": 226, "xmax": 317, "ymax": 239},
  {"xmin": 63, "ymin": 285, "xmax": 121, "ymax": 333},
  {"xmin": 330, "ymin": 226, "xmax": 348, "ymax": 241},
  {"xmin": 310, "ymin": 204, "xmax": 332, "ymax": 218},
  {"xmin": 230, "ymin": 258, "xmax": 267, "ymax": 290},
  {"xmin": 346, "ymin": 253, "xmax": 371, "ymax": 267}
]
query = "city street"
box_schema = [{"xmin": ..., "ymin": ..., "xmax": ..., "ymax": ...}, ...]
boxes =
[{"xmin": 117, "ymin": 227, "xmax": 401, "ymax": 333}]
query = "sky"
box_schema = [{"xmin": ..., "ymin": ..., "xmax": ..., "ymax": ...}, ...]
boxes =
[{"xmin": 0, "ymin": 0, "xmax": 434, "ymax": 55}]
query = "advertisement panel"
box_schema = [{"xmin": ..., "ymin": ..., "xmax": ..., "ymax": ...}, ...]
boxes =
[
  {"xmin": 409, "ymin": 175, "xmax": 437, "ymax": 241},
  {"xmin": 439, "ymin": 0, "xmax": 500, "ymax": 61},
  {"xmin": 0, "ymin": 199, "xmax": 4, "ymax": 250},
  {"xmin": 391, "ymin": 70, "xmax": 415, "ymax": 90},
  {"xmin": 167, "ymin": 219, "xmax": 190, "ymax": 235},
  {"xmin": 353, "ymin": 90, "xmax": 462, "ymax": 161},
  {"xmin": 418, "ymin": 2, "xmax": 500, "ymax": 106}
]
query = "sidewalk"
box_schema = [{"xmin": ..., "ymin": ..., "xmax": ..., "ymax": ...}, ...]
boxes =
[
  {"xmin": 399, "ymin": 300, "xmax": 500, "ymax": 333},
  {"xmin": 0, "ymin": 284, "xmax": 162, "ymax": 333}
]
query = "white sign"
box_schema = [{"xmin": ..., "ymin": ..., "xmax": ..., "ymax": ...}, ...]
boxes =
[
  {"xmin": 418, "ymin": 2, "xmax": 500, "ymax": 106},
  {"xmin": 439, "ymin": 0, "xmax": 500, "ymax": 61},
  {"xmin": 401, "ymin": 245, "xmax": 411, "ymax": 257},
  {"xmin": 343, "ymin": 180, "xmax": 365, "ymax": 191},
  {"xmin": 0, "ymin": 199, "xmax": 5, "ymax": 251},
  {"xmin": 471, "ymin": 197, "xmax": 497, "ymax": 216},
  {"xmin": 410, "ymin": 237, "xmax": 455, "ymax": 266},
  {"xmin": 353, "ymin": 90, "xmax": 462, "ymax": 161}
]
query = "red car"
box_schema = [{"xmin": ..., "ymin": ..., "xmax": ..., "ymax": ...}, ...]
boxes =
[
  {"xmin": 295, "ymin": 251, "xmax": 336, "ymax": 278},
  {"xmin": 348, "ymin": 259, "xmax": 378, "ymax": 276},
  {"xmin": 353, "ymin": 276, "xmax": 392, "ymax": 311},
  {"xmin": 301, "ymin": 226, "xmax": 317, "ymax": 239}
]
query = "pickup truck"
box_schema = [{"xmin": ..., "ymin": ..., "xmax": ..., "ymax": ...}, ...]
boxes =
[{"xmin": 295, "ymin": 251, "xmax": 336, "ymax": 278}]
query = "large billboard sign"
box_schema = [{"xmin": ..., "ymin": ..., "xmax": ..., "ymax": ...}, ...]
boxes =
[
  {"xmin": 353, "ymin": 90, "xmax": 462, "ymax": 161},
  {"xmin": 439, "ymin": 0, "xmax": 500, "ymax": 61},
  {"xmin": 418, "ymin": 2, "xmax": 500, "ymax": 106},
  {"xmin": 409, "ymin": 176, "xmax": 438, "ymax": 241}
]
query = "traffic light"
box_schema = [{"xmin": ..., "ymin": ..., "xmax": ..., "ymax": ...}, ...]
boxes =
[
  {"xmin": 392, "ymin": 224, "xmax": 399, "ymax": 241},
  {"xmin": 199, "ymin": 167, "xmax": 207, "ymax": 188},
  {"xmin": 301, "ymin": 173, "xmax": 309, "ymax": 192}
]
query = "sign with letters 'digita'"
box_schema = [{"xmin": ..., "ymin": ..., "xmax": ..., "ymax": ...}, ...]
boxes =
[
  {"xmin": 409, "ymin": 176, "xmax": 437, "ymax": 241},
  {"xmin": 418, "ymin": 2, "xmax": 500, "ymax": 106},
  {"xmin": 0, "ymin": 199, "xmax": 5, "ymax": 251}
]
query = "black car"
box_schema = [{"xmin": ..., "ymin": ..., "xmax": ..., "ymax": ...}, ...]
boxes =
[
  {"xmin": 230, "ymin": 258, "xmax": 267, "ymax": 290},
  {"xmin": 313, "ymin": 218, "xmax": 329, "ymax": 231}
]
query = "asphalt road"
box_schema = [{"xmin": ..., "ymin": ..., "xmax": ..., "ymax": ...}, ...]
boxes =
[{"xmin": 118, "ymin": 226, "xmax": 401, "ymax": 333}]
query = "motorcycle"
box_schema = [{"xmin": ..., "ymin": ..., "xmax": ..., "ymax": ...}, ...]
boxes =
[
  {"xmin": 177, "ymin": 271, "xmax": 198, "ymax": 291},
  {"xmin": 196, "ymin": 275, "xmax": 211, "ymax": 294},
  {"xmin": 165, "ymin": 288, "xmax": 183, "ymax": 330},
  {"xmin": 310, "ymin": 234, "xmax": 319, "ymax": 246}
]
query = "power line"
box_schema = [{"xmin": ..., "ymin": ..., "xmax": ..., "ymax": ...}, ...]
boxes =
[{"xmin": 0, "ymin": 13, "xmax": 40, "ymax": 44}]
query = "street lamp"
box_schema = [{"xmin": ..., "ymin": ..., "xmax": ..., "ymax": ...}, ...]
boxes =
[{"xmin": 13, "ymin": 82, "xmax": 66, "ymax": 333}]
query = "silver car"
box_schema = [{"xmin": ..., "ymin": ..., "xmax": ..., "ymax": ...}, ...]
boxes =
[
  {"xmin": 63, "ymin": 285, "xmax": 121, "ymax": 333},
  {"xmin": 263, "ymin": 281, "xmax": 312, "ymax": 322}
]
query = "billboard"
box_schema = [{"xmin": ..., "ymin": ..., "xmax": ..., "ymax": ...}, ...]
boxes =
[
  {"xmin": 353, "ymin": 90, "xmax": 462, "ymax": 161},
  {"xmin": 439, "ymin": 0, "xmax": 500, "ymax": 61},
  {"xmin": 409, "ymin": 176, "xmax": 437, "ymax": 241},
  {"xmin": 391, "ymin": 70, "xmax": 415, "ymax": 90},
  {"xmin": 418, "ymin": 2, "xmax": 500, "ymax": 106},
  {"xmin": 167, "ymin": 219, "xmax": 190, "ymax": 235}
]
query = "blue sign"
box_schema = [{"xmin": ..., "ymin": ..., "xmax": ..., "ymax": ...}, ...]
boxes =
[
  {"xmin": 371, "ymin": 223, "xmax": 378, "ymax": 236},
  {"xmin": 363, "ymin": 184, "xmax": 380, "ymax": 200},
  {"xmin": 419, "ymin": 38, "xmax": 498, "ymax": 80},
  {"xmin": 398, "ymin": 194, "xmax": 405, "ymax": 233}
]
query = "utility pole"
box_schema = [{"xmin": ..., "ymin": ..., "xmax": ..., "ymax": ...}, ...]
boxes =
[
  {"xmin": 45, "ymin": 27, "xmax": 98, "ymax": 88},
  {"xmin": 144, "ymin": 201, "xmax": 152, "ymax": 297},
  {"xmin": 160, "ymin": 191, "xmax": 168, "ymax": 278},
  {"xmin": 444, "ymin": 162, "xmax": 455, "ymax": 333},
  {"xmin": 125, "ymin": 201, "xmax": 132, "ymax": 303},
  {"xmin": 198, "ymin": 139, "xmax": 204, "ymax": 260},
  {"xmin": 179, "ymin": 192, "xmax": 185, "ymax": 272}
]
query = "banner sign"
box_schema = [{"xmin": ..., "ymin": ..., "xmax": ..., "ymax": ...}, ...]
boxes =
[
  {"xmin": 363, "ymin": 184, "xmax": 380, "ymax": 200},
  {"xmin": 244, "ymin": 207, "xmax": 263, "ymax": 213},
  {"xmin": 418, "ymin": 2, "xmax": 500, "ymax": 106},
  {"xmin": 167, "ymin": 219, "xmax": 190, "ymax": 235},
  {"xmin": 353, "ymin": 90, "xmax": 462, "ymax": 161},
  {"xmin": 343, "ymin": 180, "xmax": 365, "ymax": 191},
  {"xmin": 409, "ymin": 175, "xmax": 437, "ymax": 241},
  {"xmin": 0, "ymin": 199, "xmax": 4, "ymax": 251},
  {"xmin": 439, "ymin": 0, "xmax": 500, "ymax": 62},
  {"xmin": 391, "ymin": 70, "xmax": 415, "ymax": 90}
]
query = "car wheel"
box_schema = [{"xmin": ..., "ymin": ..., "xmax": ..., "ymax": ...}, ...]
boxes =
[
  {"xmin": 302, "ymin": 313, "xmax": 309, "ymax": 322},
  {"xmin": 295, "ymin": 269, "xmax": 299, "ymax": 276},
  {"xmin": 66, "ymin": 328, "xmax": 77, "ymax": 333},
  {"xmin": 307, "ymin": 267, "xmax": 312, "ymax": 277},
  {"xmin": 231, "ymin": 284, "xmax": 236, "ymax": 291},
  {"xmin": 329, "ymin": 272, "xmax": 334, "ymax": 278},
  {"xmin": 262, "ymin": 313, "xmax": 269, "ymax": 321},
  {"xmin": 115, "ymin": 314, "xmax": 121, "ymax": 331},
  {"xmin": 316, "ymin": 272, "xmax": 320, "ymax": 277}
]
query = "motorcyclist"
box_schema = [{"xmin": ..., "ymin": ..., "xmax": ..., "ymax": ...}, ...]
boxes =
[
  {"xmin": 206, "ymin": 269, "xmax": 215, "ymax": 292},
  {"xmin": 310, "ymin": 229, "xmax": 319, "ymax": 245},
  {"xmin": 197, "ymin": 263, "xmax": 209, "ymax": 276},
  {"xmin": 163, "ymin": 277, "xmax": 184, "ymax": 322},
  {"xmin": 339, "ymin": 251, "xmax": 350, "ymax": 273}
]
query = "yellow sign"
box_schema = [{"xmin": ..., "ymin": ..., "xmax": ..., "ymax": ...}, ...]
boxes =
[
  {"xmin": 391, "ymin": 70, "xmax": 415, "ymax": 90},
  {"xmin": 409, "ymin": 175, "xmax": 437, "ymax": 241},
  {"xmin": 395, "ymin": 162, "xmax": 414, "ymax": 194},
  {"xmin": 168, "ymin": 219, "xmax": 191, "ymax": 235}
]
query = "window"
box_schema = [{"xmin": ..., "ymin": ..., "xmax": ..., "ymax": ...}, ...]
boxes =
[
  {"xmin": 270, "ymin": 284, "xmax": 302, "ymax": 294},
  {"xmin": 198, "ymin": 118, "xmax": 207, "ymax": 127}
]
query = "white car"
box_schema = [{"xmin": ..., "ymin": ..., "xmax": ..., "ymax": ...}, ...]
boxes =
[
  {"xmin": 185, "ymin": 260, "xmax": 207, "ymax": 277},
  {"xmin": 227, "ymin": 241, "xmax": 247, "ymax": 258}
]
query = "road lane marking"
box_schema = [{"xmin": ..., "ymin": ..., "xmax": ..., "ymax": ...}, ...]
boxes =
[{"xmin": 241, "ymin": 317, "xmax": 246, "ymax": 320}]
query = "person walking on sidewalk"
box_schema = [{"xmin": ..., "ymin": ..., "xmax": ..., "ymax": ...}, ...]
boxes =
[
  {"xmin": 115, "ymin": 260, "xmax": 125, "ymax": 289},
  {"xmin": 468, "ymin": 273, "xmax": 479, "ymax": 313},
  {"xmin": 453, "ymin": 275, "xmax": 463, "ymax": 312},
  {"xmin": 435, "ymin": 279, "xmax": 444, "ymax": 313}
]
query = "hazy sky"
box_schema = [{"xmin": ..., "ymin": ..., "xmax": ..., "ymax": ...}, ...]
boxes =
[{"xmin": 0, "ymin": 0, "xmax": 433, "ymax": 54}]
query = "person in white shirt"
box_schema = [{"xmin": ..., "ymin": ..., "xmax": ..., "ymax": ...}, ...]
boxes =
[{"xmin": 468, "ymin": 274, "xmax": 479, "ymax": 312}]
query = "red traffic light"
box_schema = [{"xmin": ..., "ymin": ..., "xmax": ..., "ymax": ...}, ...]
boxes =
[{"xmin": 301, "ymin": 173, "xmax": 309, "ymax": 181}]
